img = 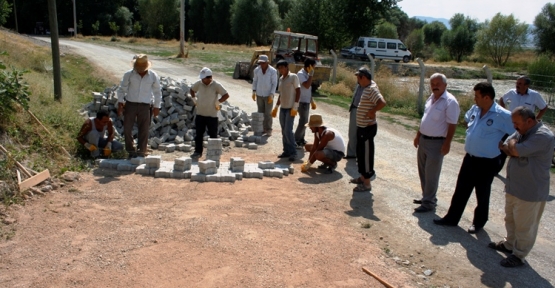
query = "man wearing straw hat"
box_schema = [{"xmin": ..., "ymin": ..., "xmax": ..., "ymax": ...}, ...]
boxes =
[
  {"xmin": 252, "ymin": 54, "xmax": 278, "ymax": 136},
  {"xmin": 117, "ymin": 54, "xmax": 162, "ymax": 158},
  {"xmin": 300, "ymin": 114, "xmax": 346, "ymax": 174}
]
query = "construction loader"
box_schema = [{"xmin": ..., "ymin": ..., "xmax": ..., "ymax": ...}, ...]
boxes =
[{"xmin": 233, "ymin": 30, "xmax": 331, "ymax": 91}]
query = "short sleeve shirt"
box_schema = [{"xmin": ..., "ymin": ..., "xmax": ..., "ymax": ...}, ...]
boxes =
[
  {"xmin": 278, "ymin": 72, "xmax": 300, "ymax": 109},
  {"xmin": 356, "ymin": 81, "xmax": 384, "ymax": 127},
  {"xmin": 464, "ymin": 103, "xmax": 514, "ymax": 158},
  {"xmin": 501, "ymin": 89, "xmax": 547, "ymax": 112},
  {"xmin": 191, "ymin": 80, "xmax": 228, "ymax": 117},
  {"xmin": 297, "ymin": 69, "xmax": 312, "ymax": 103},
  {"xmin": 505, "ymin": 123, "xmax": 555, "ymax": 201},
  {"xmin": 419, "ymin": 91, "xmax": 460, "ymax": 137}
]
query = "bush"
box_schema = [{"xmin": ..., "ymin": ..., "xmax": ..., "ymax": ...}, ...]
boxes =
[
  {"xmin": 528, "ymin": 54, "xmax": 555, "ymax": 91},
  {"xmin": 0, "ymin": 52, "xmax": 31, "ymax": 119},
  {"xmin": 433, "ymin": 47, "xmax": 452, "ymax": 62}
]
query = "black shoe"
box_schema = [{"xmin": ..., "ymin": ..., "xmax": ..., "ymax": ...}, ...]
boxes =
[
  {"xmin": 190, "ymin": 152, "xmax": 201, "ymax": 158},
  {"xmin": 468, "ymin": 225, "xmax": 482, "ymax": 234},
  {"xmin": 414, "ymin": 205, "xmax": 434, "ymax": 213},
  {"xmin": 343, "ymin": 155, "xmax": 356, "ymax": 159},
  {"xmin": 288, "ymin": 155, "xmax": 296, "ymax": 161},
  {"xmin": 500, "ymin": 255, "xmax": 524, "ymax": 268},
  {"xmin": 278, "ymin": 153, "xmax": 290, "ymax": 158},
  {"xmin": 413, "ymin": 199, "xmax": 423, "ymax": 204},
  {"xmin": 433, "ymin": 218, "xmax": 457, "ymax": 226},
  {"xmin": 488, "ymin": 241, "xmax": 513, "ymax": 253},
  {"xmin": 317, "ymin": 164, "xmax": 328, "ymax": 169}
]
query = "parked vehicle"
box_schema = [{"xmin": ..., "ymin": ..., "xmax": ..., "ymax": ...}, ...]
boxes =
[
  {"xmin": 340, "ymin": 46, "xmax": 356, "ymax": 58},
  {"xmin": 352, "ymin": 37, "xmax": 411, "ymax": 63}
]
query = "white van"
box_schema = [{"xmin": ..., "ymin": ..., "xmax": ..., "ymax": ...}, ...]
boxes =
[{"xmin": 353, "ymin": 37, "xmax": 411, "ymax": 63}]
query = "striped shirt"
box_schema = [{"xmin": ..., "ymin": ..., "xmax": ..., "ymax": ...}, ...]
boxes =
[{"xmin": 356, "ymin": 81, "xmax": 383, "ymax": 127}]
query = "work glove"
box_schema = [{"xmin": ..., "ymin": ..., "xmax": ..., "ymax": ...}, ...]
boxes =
[
  {"xmin": 311, "ymin": 100, "xmax": 317, "ymax": 110},
  {"xmin": 103, "ymin": 142, "xmax": 112, "ymax": 157},
  {"xmin": 290, "ymin": 102, "xmax": 299, "ymax": 117},
  {"xmin": 307, "ymin": 65, "xmax": 315, "ymax": 77},
  {"xmin": 84, "ymin": 143, "xmax": 97, "ymax": 152},
  {"xmin": 301, "ymin": 161, "xmax": 312, "ymax": 173},
  {"xmin": 252, "ymin": 92, "xmax": 256, "ymax": 101},
  {"xmin": 268, "ymin": 94, "xmax": 273, "ymax": 104},
  {"xmin": 271, "ymin": 107, "xmax": 278, "ymax": 118}
]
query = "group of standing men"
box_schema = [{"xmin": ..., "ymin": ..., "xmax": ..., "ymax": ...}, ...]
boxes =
[
  {"xmin": 76, "ymin": 53, "xmax": 553, "ymax": 268},
  {"xmin": 412, "ymin": 74, "xmax": 553, "ymax": 268}
]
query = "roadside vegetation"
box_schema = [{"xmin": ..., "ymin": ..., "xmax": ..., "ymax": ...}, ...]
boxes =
[{"xmin": 0, "ymin": 30, "xmax": 115, "ymax": 205}]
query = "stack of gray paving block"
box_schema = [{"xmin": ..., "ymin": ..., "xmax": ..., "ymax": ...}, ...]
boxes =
[
  {"xmin": 81, "ymin": 76, "xmax": 260, "ymax": 148},
  {"xmin": 154, "ymin": 161, "xmax": 174, "ymax": 178},
  {"xmin": 258, "ymin": 161, "xmax": 275, "ymax": 169},
  {"xmin": 251, "ymin": 112, "xmax": 265, "ymax": 136},
  {"xmin": 198, "ymin": 160, "xmax": 217, "ymax": 175},
  {"xmin": 174, "ymin": 157, "xmax": 192, "ymax": 171},
  {"xmin": 205, "ymin": 138, "xmax": 222, "ymax": 166},
  {"xmin": 230, "ymin": 157, "xmax": 245, "ymax": 173}
]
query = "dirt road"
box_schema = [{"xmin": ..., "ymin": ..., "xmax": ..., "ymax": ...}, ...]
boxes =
[{"xmin": 1, "ymin": 37, "xmax": 554, "ymax": 287}]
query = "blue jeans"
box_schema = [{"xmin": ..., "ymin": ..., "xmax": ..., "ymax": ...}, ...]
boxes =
[{"xmin": 279, "ymin": 108, "xmax": 297, "ymax": 156}]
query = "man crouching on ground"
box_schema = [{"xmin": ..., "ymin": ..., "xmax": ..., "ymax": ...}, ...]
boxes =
[{"xmin": 301, "ymin": 114, "xmax": 346, "ymax": 174}]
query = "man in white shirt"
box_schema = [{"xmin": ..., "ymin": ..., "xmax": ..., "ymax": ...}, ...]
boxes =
[
  {"xmin": 117, "ymin": 54, "xmax": 162, "ymax": 158},
  {"xmin": 295, "ymin": 58, "xmax": 317, "ymax": 147},
  {"xmin": 190, "ymin": 67, "xmax": 230, "ymax": 158},
  {"xmin": 413, "ymin": 73, "xmax": 460, "ymax": 213},
  {"xmin": 300, "ymin": 114, "xmax": 346, "ymax": 174},
  {"xmin": 499, "ymin": 76, "xmax": 547, "ymax": 120},
  {"xmin": 252, "ymin": 55, "xmax": 278, "ymax": 136}
]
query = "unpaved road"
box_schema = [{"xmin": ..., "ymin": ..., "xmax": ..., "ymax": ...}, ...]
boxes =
[{"xmin": 1, "ymin": 36, "xmax": 554, "ymax": 287}]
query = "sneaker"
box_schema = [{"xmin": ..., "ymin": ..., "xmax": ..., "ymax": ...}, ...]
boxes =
[{"xmin": 500, "ymin": 255, "xmax": 524, "ymax": 268}]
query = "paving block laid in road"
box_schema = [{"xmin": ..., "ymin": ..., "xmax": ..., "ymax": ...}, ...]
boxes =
[
  {"xmin": 130, "ymin": 157, "xmax": 145, "ymax": 165},
  {"xmin": 248, "ymin": 143, "xmax": 258, "ymax": 150}
]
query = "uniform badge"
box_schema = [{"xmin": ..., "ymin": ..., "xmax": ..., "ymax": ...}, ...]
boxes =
[
  {"xmin": 487, "ymin": 119, "xmax": 493, "ymax": 126},
  {"xmin": 470, "ymin": 115, "xmax": 475, "ymax": 121}
]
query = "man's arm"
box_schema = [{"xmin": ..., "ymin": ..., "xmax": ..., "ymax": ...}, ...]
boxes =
[
  {"xmin": 270, "ymin": 69, "xmax": 278, "ymax": 95},
  {"xmin": 498, "ymin": 97, "xmax": 506, "ymax": 108},
  {"xmin": 537, "ymin": 106, "xmax": 548, "ymax": 121},
  {"xmin": 308, "ymin": 131, "xmax": 335, "ymax": 163},
  {"xmin": 366, "ymin": 98, "xmax": 386, "ymax": 118},
  {"xmin": 413, "ymin": 130, "xmax": 421, "ymax": 148},
  {"xmin": 252, "ymin": 68, "xmax": 258, "ymax": 91},
  {"xmin": 76, "ymin": 119, "xmax": 93, "ymax": 145},
  {"xmin": 106, "ymin": 120, "xmax": 115, "ymax": 142},
  {"xmin": 219, "ymin": 93, "xmax": 230, "ymax": 103},
  {"xmin": 441, "ymin": 123, "xmax": 457, "ymax": 155},
  {"xmin": 301, "ymin": 71, "xmax": 312, "ymax": 89},
  {"xmin": 295, "ymin": 87, "xmax": 301, "ymax": 103}
]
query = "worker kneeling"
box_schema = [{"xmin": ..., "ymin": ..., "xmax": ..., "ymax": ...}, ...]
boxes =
[
  {"xmin": 77, "ymin": 110, "xmax": 124, "ymax": 158},
  {"xmin": 301, "ymin": 114, "xmax": 346, "ymax": 174}
]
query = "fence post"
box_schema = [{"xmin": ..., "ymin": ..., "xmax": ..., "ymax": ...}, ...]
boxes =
[
  {"xmin": 367, "ymin": 54, "xmax": 376, "ymax": 77},
  {"xmin": 483, "ymin": 65, "xmax": 493, "ymax": 84},
  {"xmin": 329, "ymin": 49, "xmax": 337, "ymax": 84},
  {"xmin": 417, "ymin": 58, "xmax": 426, "ymax": 115}
]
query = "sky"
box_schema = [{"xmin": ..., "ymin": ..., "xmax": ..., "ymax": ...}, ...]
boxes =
[{"xmin": 397, "ymin": 0, "xmax": 547, "ymax": 24}]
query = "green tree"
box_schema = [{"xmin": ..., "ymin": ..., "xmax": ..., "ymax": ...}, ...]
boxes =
[
  {"xmin": 383, "ymin": 7, "xmax": 410, "ymax": 40},
  {"xmin": 405, "ymin": 28, "xmax": 424, "ymax": 59},
  {"xmin": 475, "ymin": 13, "xmax": 528, "ymax": 66},
  {"xmin": 0, "ymin": 52, "xmax": 31, "ymax": 117},
  {"xmin": 207, "ymin": 0, "xmax": 234, "ymax": 43},
  {"xmin": 231, "ymin": 0, "xmax": 281, "ymax": 46},
  {"xmin": 533, "ymin": 3, "xmax": 555, "ymax": 56},
  {"xmin": 375, "ymin": 21, "xmax": 398, "ymax": 38},
  {"xmin": 114, "ymin": 6, "xmax": 133, "ymax": 36},
  {"xmin": 139, "ymin": 0, "xmax": 179, "ymax": 39},
  {"xmin": 441, "ymin": 14, "xmax": 479, "ymax": 62},
  {"xmin": 91, "ymin": 20, "xmax": 100, "ymax": 36},
  {"xmin": 188, "ymin": 0, "xmax": 206, "ymax": 42},
  {"xmin": 422, "ymin": 21, "xmax": 447, "ymax": 46},
  {"xmin": 108, "ymin": 21, "xmax": 120, "ymax": 36},
  {"xmin": 132, "ymin": 21, "xmax": 142, "ymax": 36},
  {"xmin": 0, "ymin": 0, "xmax": 12, "ymax": 26},
  {"xmin": 274, "ymin": 0, "xmax": 293, "ymax": 19}
]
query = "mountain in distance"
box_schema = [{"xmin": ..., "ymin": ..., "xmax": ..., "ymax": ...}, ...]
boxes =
[{"xmin": 414, "ymin": 16, "xmax": 451, "ymax": 29}]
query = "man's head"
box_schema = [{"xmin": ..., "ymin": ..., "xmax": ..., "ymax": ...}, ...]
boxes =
[
  {"xmin": 304, "ymin": 58, "xmax": 316, "ymax": 69},
  {"xmin": 199, "ymin": 67, "xmax": 213, "ymax": 85},
  {"xmin": 516, "ymin": 76, "xmax": 531, "ymax": 95},
  {"xmin": 95, "ymin": 110, "xmax": 111, "ymax": 126},
  {"xmin": 276, "ymin": 60, "xmax": 289, "ymax": 76},
  {"xmin": 511, "ymin": 106, "xmax": 537, "ymax": 135},
  {"xmin": 306, "ymin": 114, "xmax": 325, "ymax": 133},
  {"xmin": 355, "ymin": 66, "xmax": 372, "ymax": 86},
  {"xmin": 133, "ymin": 54, "xmax": 151, "ymax": 73},
  {"xmin": 430, "ymin": 73, "xmax": 447, "ymax": 98},
  {"xmin": 473, "ymin": 82, "xmax": 495, "ymax": 109},
  {"xmin": 258, "ymin": 55, "xmax": 269, "ymax": 70}
]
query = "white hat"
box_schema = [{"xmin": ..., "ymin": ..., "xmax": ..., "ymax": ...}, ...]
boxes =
[
  {"xmin": 258, "ymin": 55, "xmax": 269, "ymax": 63},
  {"xmin": 199, "ymin": 67, "xmax": 213, "ymax": 79}
]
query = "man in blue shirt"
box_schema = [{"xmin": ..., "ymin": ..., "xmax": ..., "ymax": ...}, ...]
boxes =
[{"xmin": 433, "ymin": 82, "xmax": 514, "ymax": 234}]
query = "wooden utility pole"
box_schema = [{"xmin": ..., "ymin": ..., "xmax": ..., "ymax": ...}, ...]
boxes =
[
  {"xmin": 47, "ymin": 0, "xmax": 62, "ymax": 101},
  {"xmin": 13, "ymin": 0, "xmax": 18, "ymax": 32},
  {"xmin": 72, "ymin": 0, "xmax": 77, "ymax": 36},
  {"xmin": 177, "ymin": 0, "xmax": 186, "ymax": 58}
]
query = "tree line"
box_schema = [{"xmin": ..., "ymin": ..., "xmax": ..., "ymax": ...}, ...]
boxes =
[{"xmin": 0, "ymin": 0, "xmax": 554, "ymax": 66}]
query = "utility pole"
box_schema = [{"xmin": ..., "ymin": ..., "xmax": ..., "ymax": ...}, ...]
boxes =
[
  {"xmin": 13, "ymin": 0, "xmax": 18, "ymax": 32},
  {"xmin": 47, "ymin": 0, "xmax": 62, "ymax": 101},
  {"xmin": 72, "ymin": 0, "xmax": 77, "ymax": 36},
  {"xmin": 177, "ymin": 0, "xmax": 186, "ymax": 58}
]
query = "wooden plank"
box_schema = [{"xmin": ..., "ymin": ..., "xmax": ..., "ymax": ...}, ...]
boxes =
[
  {"xmin": 16, "ymin": 169, "xmax": 22, "ymax": 184},
  {"xmin": 0, "ymin": 144, "xmax": 33, "ymax": 178},
  {"xmin": 362, "ymin": 267, "xmax": 395, "ymax": 288},
  {"xmin": 19, "ymin": 169, "xmax": 50, "ymax": 192}
]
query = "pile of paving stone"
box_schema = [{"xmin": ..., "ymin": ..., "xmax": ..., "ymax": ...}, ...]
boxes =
[{"xmin": 80, "ymin": 76, "xmax": 267, "ymax": 151}]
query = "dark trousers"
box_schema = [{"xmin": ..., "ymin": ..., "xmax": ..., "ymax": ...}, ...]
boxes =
[
  {"xmin": 356, "ymin": 124, "xmax": 377, "ymax": 179},
  {"xmin": 194, "ymin": 115, "xmax": 218, "ymax": 155},
  {"xmin": 443, "ymin": 153, "xmax": 498, "ymax": 228},
  {"xmin": 123, "ymin": 102, "xmax": 151, "ymax": 154},
  {"xmin": 294, "ymin": 102, "xmax": 310, "ymax": 143}
]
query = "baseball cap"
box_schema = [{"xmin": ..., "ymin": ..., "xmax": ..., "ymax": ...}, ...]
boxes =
[{"xmin": 199, "ymin": 67, "xmax": 213, "ymax": 79}]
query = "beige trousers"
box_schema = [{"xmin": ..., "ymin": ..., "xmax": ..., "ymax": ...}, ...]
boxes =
[{"xmin": 503, "ymin": 193, "xmax": 546, "ymax": 260}]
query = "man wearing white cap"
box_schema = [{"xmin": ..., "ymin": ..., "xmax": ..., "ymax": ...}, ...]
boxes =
[
  {"xmin": 252, "ymin": 54, "xmax": 278, "ymax": 136},
  {"xmin": 190, "ymin": 67, "xmax": 230, "ymax": 158},
  {"xmin": 301, "ymin": 114, "xmax": 346, "ymax": 174}
]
